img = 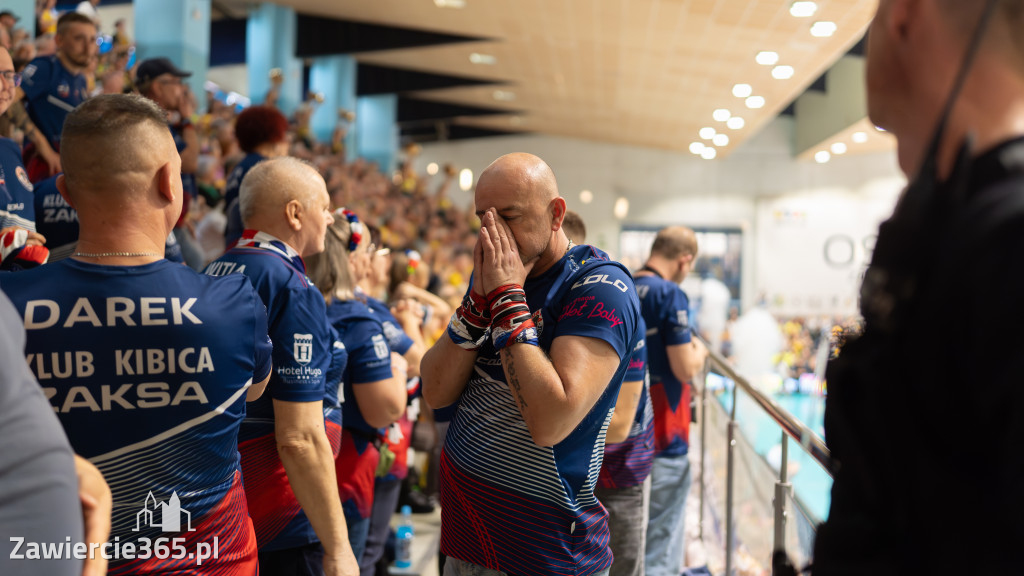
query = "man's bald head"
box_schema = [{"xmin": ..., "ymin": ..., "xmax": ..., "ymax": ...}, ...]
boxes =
[
  {"xmin": 651, "ymin": 226, "xmax": 698, "ymax": 260},
  {"xmin": 61, "ymin": 93, "xmax": 176, "ymax": 198},
  {"xmin": 473, "ymin": 152, "xmax": 569, "ymax": 275},
  {"xmin": 239, "ymin": 156, "xmax": 325, "ymax": 228},
  {"xmin": 476, "ymin": 153, "xmax": 559, "ymax": 204}
]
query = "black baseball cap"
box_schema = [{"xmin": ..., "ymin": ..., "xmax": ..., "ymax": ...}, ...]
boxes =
[{"xmin": 136, "ymin": 58, "xmax": 192, "ymax": 85}]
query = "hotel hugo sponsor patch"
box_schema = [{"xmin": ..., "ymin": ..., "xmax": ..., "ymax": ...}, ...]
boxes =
[{"xmin": 293, "ymin": 333, "xmax": 314, "ymax": 365}]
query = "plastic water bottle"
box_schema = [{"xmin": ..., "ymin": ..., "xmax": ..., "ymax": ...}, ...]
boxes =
[{"xmin": 395, "ymin": 504, "xmax": 414, "ymax": 569}]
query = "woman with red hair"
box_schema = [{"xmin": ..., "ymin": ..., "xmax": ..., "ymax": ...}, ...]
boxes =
[{"xmin": 222, "ymin": 105, "xmax": 290, "ymax": 248}]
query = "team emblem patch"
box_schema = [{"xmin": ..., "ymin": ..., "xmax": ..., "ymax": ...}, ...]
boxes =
[
  {"xmin": 294, "ymin": 333, "xmax": 313, "ymax": 365},
  {"xmin": 677, "ymin": 310, "xmax": 689, "ymax": 328},
  {"xmin": 58, "ymin": 82, "xmax": 70, "ymax": 98},
  {"xmin": 372, "ymin": 334, "xmax": 388, "ymax": 359},
  {"xmin": 15, "ymin": 167, "xmax": 32, "ymax": 192}
]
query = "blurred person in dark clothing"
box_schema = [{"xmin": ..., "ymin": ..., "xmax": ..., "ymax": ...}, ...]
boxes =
[{"xmin": 814, "ymin": 1, "xmax": 1024, "ymax": 575}]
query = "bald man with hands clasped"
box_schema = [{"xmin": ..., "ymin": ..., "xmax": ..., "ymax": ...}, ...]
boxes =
[{"xmin": 422, "ymin": 153, "xmax": 641, "ymax": 576}]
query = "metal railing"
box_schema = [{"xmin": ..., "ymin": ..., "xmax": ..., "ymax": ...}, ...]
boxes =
[{"xmin": 696, "ymin": 338, "xmax": 833, "ymax": 575}]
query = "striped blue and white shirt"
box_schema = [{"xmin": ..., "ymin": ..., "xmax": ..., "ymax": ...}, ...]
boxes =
[{"xmin": 440, "ymin": 244, "xmax": 640, "ymax": 576}]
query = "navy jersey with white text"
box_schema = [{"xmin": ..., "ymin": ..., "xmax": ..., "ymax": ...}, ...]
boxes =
[
  {"xmin": 327, "ymin": 299, "xmax": 393, "ymax": 522},
  {"xmin": 1, "ymin": 259, "xmax": 273, "ymax": 575},
  {"xmin": 598, "ymin": 317, "xmax": 655, "ymax": 489},
  {"xmin": 204, "ymin": 230, "xmax": 333, "ymax": 551},
  {"xmin": 33, "ymin": 175, "xmax": 79, "ymax": 261},
  {"xmin": 19, "ymin": 55, "xmax": 87, "ymax": 146},
  {"xmin": 0, "ymin": 138, "xmax": 36, "ymax": 232},
  {"xmin": 634, "ymin": 273, "xmax": 693, "ymax": 457}
]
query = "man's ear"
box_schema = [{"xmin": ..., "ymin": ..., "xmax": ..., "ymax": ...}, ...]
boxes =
[
  {"xmin": 680, "ymin": 253, "xmax": 694, "ymax": 273},
  {"xmin": 56, "ymin": 174, "xmax": 75, "ymax": 208},
  {"xmin": 550, "ymin": 197, "xmax": 567, "ymax": 231},
  {"xmin": 887, "ymin": 0, "xmax": 917, "ymax": 43},
  {"xmin": 156, "ymin": 161, "xmax": 175, "ymax": 203},
  {"xmin": 285, "ymin": 199, "xmax": 303, "ymax": 231}
]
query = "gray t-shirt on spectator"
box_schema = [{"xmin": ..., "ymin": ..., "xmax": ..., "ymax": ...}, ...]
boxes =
[{"xmin": 0, "ymin": 291, "xmax": 82, "ymax": 575}]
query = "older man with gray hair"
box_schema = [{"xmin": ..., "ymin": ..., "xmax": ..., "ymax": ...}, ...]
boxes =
[{"xmin": 206, "ymin": 156, "xmax": 357, "ymax": 576}]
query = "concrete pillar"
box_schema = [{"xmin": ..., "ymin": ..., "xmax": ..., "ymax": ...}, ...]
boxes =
[
  {"xmin": 308, "ymin": 54, "xmax": 357, "ymax": 152},
  {"xmin": 356, "ymin": 94, "xmax": 399, "ymax": 173},
  {"xmin": 6, "ymin": 0, "xmax": 35, "ymax": 38},
  {"xmin": 246, "ymin": 3, "xmax": 302, "ymax": 116}
]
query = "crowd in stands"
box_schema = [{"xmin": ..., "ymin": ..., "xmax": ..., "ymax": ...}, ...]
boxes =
[
  {"xmin": 0, "ymin": 6, "xmax": 476, "ymax": 575},
  {"xmin": 0, "ymin": 6, "xmax": 775, "ymax": 576}
]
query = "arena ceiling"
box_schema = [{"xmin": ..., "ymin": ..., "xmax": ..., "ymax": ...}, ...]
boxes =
[{"xmin": 231, "ymin": 0, "xmax": 882, "ymax": 156}]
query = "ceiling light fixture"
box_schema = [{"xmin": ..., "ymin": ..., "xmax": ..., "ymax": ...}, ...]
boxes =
[
  {"xmin": 815, "ymin": 150, "xmax": 831, "ymax": 164},
  {"xmin": 790, "ymin": 1, "xmax": 818, "ymax": 18},
  {"xmin": 713, "ymin": 134, "xmax": 730, "ymax": 147},
  {"xmin": 756, "ymin": 51, "xmax": 780, "ymax": 66},
  {"xmin": 580, "ymin": 190, "xmax": 594, "ymax": 204},
  {"xmin": 613, "ymin": 197, "xmax": 630, "ymax": 219},
  {"xmin": 469, "ymin": 53, "xmax": 497, "ymax": 65},
  {"xmin": 810, "ymin": 21, "xmax": 837, "ymax": 37},
  {"xmin": 689, "ymin": 142, "xmax": 705, "ymax": 155},
  {"xmin": 727, "ymin": 117, "xmax": 745, "ymax": 130},
  {"xmin": 699, "ymin": 127, "xmax": 717, "ymax": 140},
  {"xmin": 459, "ymin": 168, "xmax": 474, "ymax": 191},
  {"xmin": 701, "ymin": 147, "xmax": 718, "ymax": 160},
  {"xmin": 772, "ymin": 65, "xmax": 795, "ymax": 80},
  {"xmin": 852, "ymin": 131, "xmax": 868, "ymax": 143},
  {"xmin": 831, "ymin": 142, "xmax": 848, "ymax": 155},
  {"xmin": 434, "ymin": 0, "xmax": 466, "ymax": 7},
  {"xmin": 733, "ymin": 83, "xmax": 753, "ymax": 98},
  {"xmin": 426, "ymin": 162, "xmax": 439, "ymax": 175},
  {"xmin": 745, "ymin": 95, "xmax": 766, "ymax": 109},
  {"xmin": 492, "ymin": 90, "xmax": 516, "ymax": 101},
  {"xmin": 713, "ymin": 109, "xmax": 731, "ymax": 122}
]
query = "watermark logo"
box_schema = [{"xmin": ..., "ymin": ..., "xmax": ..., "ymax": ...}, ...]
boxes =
[
  {"xmin": 135, "ymin": 491, "xmax": 196, "ymax": 533},
  {"xmin": 9, "ymin": 491, "xmax": 221, "ymax": 565}
]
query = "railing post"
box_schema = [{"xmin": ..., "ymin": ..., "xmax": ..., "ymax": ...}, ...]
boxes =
[
  {"xmin": 725, "ymin": 382, "xmax": 738, "ymax": 576},
  {"xmin": 773, "ymin": 431, "xmax": 792, "ymax": 568},
  {"xmin": 698, "ymin": 371, "xmax": 707, "ymax": 540}
]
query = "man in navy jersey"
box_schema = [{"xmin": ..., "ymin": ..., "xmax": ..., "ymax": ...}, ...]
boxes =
[
  {"xmin": 634, "ymin": 226, "xmax": 707, "ymax": 576},
  {"xmin": 32, "ymin": 175, "xmax": 79, "ymax": 261},
  {"xmin": 0, "ymin": 45, "xmax": 48, "ymax": 270},
  {"xmin": 136, "ymin": 57, "xmax": 203, "ymax": 269},
  {"xmin": 596, "ymin": 318, "xmax": 654, "ymax": 576},
  {"xmin": 422, "ymin": 153, "xmax": 641, "ymax": 576},
  {"xmin": 562, "ymin": 212, "xmax": 654, "ymax": 576},
  {"xmin": 15, "ymin": 12, "xmax": 96, "ymax": 182},
  {"xmin": 205, "ymin": 156, "xmax": 358, "ymax": 576},
  {"xmin": 0, "ymin": 93, "xmax": 273, "ymax": 574}
]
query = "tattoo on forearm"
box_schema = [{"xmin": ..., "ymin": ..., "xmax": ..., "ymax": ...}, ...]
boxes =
[{"xmin": 502, "ymin": 349, "xmax": 528, "ymax": 413}]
